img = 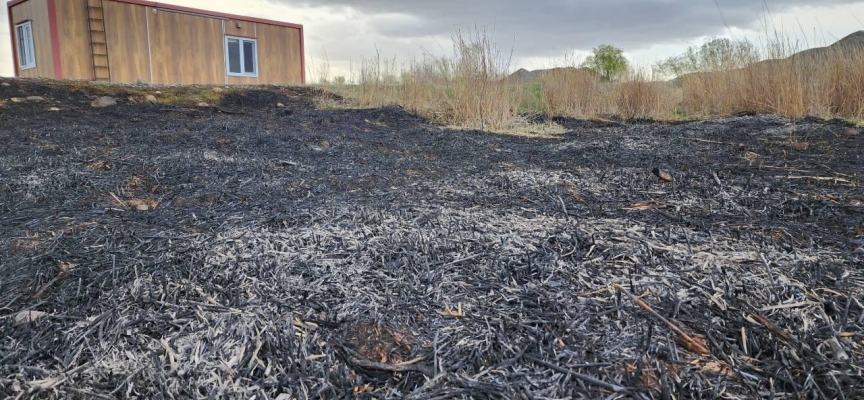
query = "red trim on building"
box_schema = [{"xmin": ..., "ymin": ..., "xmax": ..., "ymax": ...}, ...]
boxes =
[
  {"xmin": 8, "ymin": 0, "xmax": 304, "ymax": 29},
  {"xmin": 299, "ymin": 26, "xmax": 306, "ymax": 84},
  {"xmin": 7, "ymin": 3, "xmax": 17, "ymax": 77},
  {"xmin": 46, "ymin": 0, "xmax": 62, "ymax": 79}
]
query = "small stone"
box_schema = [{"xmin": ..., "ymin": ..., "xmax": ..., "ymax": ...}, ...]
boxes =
[
  {"xmin": 651, "ymin": 167, "xmax": 674, "ymax": 182},
  {"xmin": 91, "ymin": 96, "xmax": 117, "ymax": 108},
  {"xmin": 1, "ymin": 82, "xmax": 10, "ymax": 87},
  {"xmin": 26, "ymin": 96, "xmax": 45, "ymax": 102},
  {"xmin": 196, "ymin": 102, "xmax": 209, "ymax": 107},
  {"xmin": 846, "ymin": 129, "xmax": 860, "ymax": 137},
  {"xmin": 127, "ymin": 96, "xmax": 138, "ymax": 103},
  {"xmin": 276, "ymin": 102, "xmax": 285, "ymax": 108},
  {"xmin": 320, "ymin": 140, "xmax": 331, "ymax": 149},
  {"xmin": 14, "ymin": 310, "xmax": 49, "ymax": 325},
  {"xmin": 212, "ymin": 87, "xmax": 224, "ymax": 93},
  {"xmin": 154, "ymin": 91, "xmax": 162, "ymax": 95},
  {"xmin": 135, "ymin": 204, "xmax": 149, "ymax": 211},
  {"xmin": 10, "ymin": 97, "xmax": 22, "ymax": 103},
  {"xmin": 49, "ymin": 107, "xmax": 60, "ymax": 112},
  {"xmin": 145, "ymin": 94, "xmax": 158, "ymax": 104}
]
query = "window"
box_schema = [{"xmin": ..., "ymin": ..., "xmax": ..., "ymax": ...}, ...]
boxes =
[
  {"xmin": 15, "ymin": 21, "xmax": 36, "ymax": 70},
  {"xmin": 225, "ymin": 36, "xmax": 257, "ymax": 77}
]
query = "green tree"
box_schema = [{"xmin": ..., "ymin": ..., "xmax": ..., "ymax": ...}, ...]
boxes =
[
  {"xmin": 654, "ymin": 37, "xmax": 760, "ymax": 79},
  {"xmin": 581, "ymin": 45, "xmax": 629, "ymax": 81}
]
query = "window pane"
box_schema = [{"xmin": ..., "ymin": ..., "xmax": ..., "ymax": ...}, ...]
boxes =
[
  {"xmin": 227, "ymin": 39, "xmax": 241, "ymax": 74},
  {"xmin": 26, "ymin": 27, "xmax": 33, "ymax": 64},
  {"xmin": 17, "ymin": 26, "xmax": 26, "ymax": 66},
  {"xmin": 243, "ymin": 41, "xmax": 255, "ymax": 74}
]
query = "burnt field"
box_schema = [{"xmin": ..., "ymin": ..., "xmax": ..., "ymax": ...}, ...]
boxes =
[{"xmin": 1, "ymin": 79, "xmax": 863, "ymax": 399}]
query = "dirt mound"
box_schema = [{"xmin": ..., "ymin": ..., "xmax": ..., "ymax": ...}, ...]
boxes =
[
  {"xmin": 219, "ymin": 87, "xmax": 317, "ymax": 109},
  {"xmin": 0, "ymin": 79, "xmax": 863, "ymax": 399},
  {"xmin": 0, "ymin": 78, "xmax": 94, "ymax": 104}
]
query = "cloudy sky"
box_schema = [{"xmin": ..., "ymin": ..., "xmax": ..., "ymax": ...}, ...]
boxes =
[{"xmin": 1, "ymin": 0, "xmax": 864, "ymax": 80}]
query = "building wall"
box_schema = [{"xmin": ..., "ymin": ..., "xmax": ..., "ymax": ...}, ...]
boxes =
[
  {"xmin": 55, "ymin": 0, "xmax": 93, "ymax": 80},
  {"xmin": 10, "ymin": 0, "xmax": 53, "ymax": 78},
  {"xmin": 225, "ymin": 18, "xmax": 256, "ymax": 39},
  {"xmin": 102, "ymin": 1, "xmax": 150, "ymax": 83},
  {"xmin": 148, "ymin": 8, "xmax": 225, "ymax": 84},
  {"xmin": 226, "ymin": 76, "xmax": 258, "ymax": 85},
  {"xmin": 258, "ymin": 23, "xmax": 303, "ymax": 84},
  {"xmin": 10, "ymin": 0, "xmax": 305, "ymax": 84}
]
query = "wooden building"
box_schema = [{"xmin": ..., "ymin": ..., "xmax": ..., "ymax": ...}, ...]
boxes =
[{"xmin": 6, "ymin": 0, "xmax": 305, "ymax": 84}]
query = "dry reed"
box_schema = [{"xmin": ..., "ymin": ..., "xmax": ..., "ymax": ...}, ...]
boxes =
[{"xmin": 320, "ymin": 29, "xmax": 864, "ymax": 128}]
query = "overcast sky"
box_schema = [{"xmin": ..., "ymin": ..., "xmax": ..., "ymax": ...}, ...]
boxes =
[{"xmin": 1, "ymin": 0, "xmax": 864, "ymax": 80}]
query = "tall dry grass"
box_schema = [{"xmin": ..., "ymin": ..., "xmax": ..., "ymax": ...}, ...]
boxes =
[
  {"xmin": 679, "ymin": 35, "xmax": 864, "ymax": 120},
  {"xmin": 614, "ymin": 70, "xmax": 680, "ymax": 120},
  {"xmin": 539, "ymin": 67, "xmax": 605, "ymax": 117},
  {"xmin": 320, "ymin": 29, "xmax": 864, "ymax": 129},
  {"xmin": 439, "ymin": 29, "xmax": 516, "ymax": 130},
  {"xmin": 333, "ymin": 28, "xmax": 516, "ymax": 131}
]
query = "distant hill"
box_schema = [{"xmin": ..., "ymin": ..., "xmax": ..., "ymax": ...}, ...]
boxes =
[
  {"xmin": 671, "ymin": 30, "xmax": 864, "ymax": 85},
  {"xmin": 786, "ymin": 30, "xmax": 864, "ymax": 61},
  {"xmin": 508, "ymin": 67, "xmax": 598, "ymax": 83}
]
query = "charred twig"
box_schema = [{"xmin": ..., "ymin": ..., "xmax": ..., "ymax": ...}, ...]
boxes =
[
  {"xmin": 614, "ymin": 284, "xmax": 711, "ymax": 356},
  {"xmin": 687, "ymin": 138, "xmax": 731, "ymax": 145},
  {"xmin": 748, "ymin": 312, "xmax": 793, "ymax": 342},
  {"xmin": 214, "ymin": 106, "xmax": 246, "ymax": 115},
  {"xmin": 524, "ymin": 353, "xmax": 632, "ymax": 394},
  {"xmin": 342, "ymin": 348, "xmax": 434, "ymax": 377},
  {"xmin": 785, "ymin": 175, "xmax": 855, "ymax": 184}
]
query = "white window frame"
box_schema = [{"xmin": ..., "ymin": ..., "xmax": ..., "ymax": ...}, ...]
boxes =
[
  {"xmin": 224, "ymin": 36, "xmax": 258, "ymax": 77},
  {"xmin": 15, "ymin": 21, "xmax": 36, "ymax": 70}
]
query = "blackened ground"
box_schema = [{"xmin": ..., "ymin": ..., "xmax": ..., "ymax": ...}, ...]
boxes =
[{"xmin": 1, "ymin": 78, "xmax": 863, "ymax": 399}]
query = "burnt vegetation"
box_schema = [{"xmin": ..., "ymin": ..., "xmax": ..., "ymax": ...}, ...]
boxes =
[{"xmin": 1, "ymin": 79, "xmax": 863, "ymax": 399}]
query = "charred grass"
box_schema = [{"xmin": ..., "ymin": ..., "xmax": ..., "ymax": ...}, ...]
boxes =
[{"xmin": 1, "ymin": 78, "xmax": 863, "ymax": 399}]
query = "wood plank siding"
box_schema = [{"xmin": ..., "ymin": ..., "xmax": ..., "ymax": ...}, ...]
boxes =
[
  {"xmin": 226, "ymin": 76, "xmax": 259, "ymax": 85},
  {"xmin": 10, "ymin": 0, "xmax": 53, "ymax": 78},
  {"xmin": 101, "ymin": 1, "xmax": 149, "ymax": 83},
  {"xmin": 257, "ymin": 23, "xmax": 303, "ymax": 84},
  {"xmin": 149, "ymin": 9, "xmax": 225, "ymax": 84},
  {"xmin": 225, "ymin": 19, "xmax": 256, "ymax": 39},
  {"xmin": 55, "ymin": 0, "xmax": 93, "ymax": 80},
  {"xmin": 8, "ymin": 0, "xmax": 305, "ymax": 84}
]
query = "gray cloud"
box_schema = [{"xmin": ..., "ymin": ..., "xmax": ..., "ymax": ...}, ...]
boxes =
[{"xmin": 275, "ymin": 0, "xmax": 861, "ymax": 57}]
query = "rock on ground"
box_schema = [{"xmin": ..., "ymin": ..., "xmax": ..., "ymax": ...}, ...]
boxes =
[{"xmin": 91, "ymin": 96, "xmax": 117, "ymax": 108}]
